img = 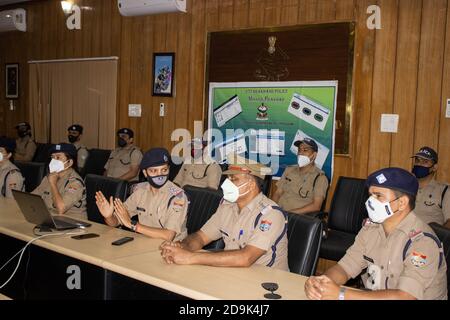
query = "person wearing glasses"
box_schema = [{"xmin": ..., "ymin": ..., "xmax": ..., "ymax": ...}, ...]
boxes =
[
  {"xmin": 411, "ymin": 147, "xmax": 449, "ymax": 228},
  {"xmin": 32, "ymin": 143, "xmax": 87, "ymax": 218},
  {"xmin": 96, "ymin": 148, "xmax": 188, "ymax": 242},
  {"xmin": 173, "ymin": 138, "xmax": 222, "ymax": 189},
  {"xmin": 104, "ymin": 128, "xmax": 143, "ymax": 182},
  {"xmin": 272, "ymin": 138, "xmax": 328, "ymax": 214},
  {"xmin": 160, "ymin": 154, "xmax": 289, "ymax": 271}
]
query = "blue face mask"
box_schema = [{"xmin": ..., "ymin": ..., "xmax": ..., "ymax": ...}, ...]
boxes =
[{"xmin": 412, "ymin": 165, "xmax": 432, "ymax": 179}]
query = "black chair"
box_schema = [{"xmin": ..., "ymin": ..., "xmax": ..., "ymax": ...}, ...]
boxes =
[
  {"xmin": 14, "ymin": 161, "xmax": 46, "ymax": 192},
  {"xmin": 429, "ymin": 223, "xmax": 450, "ymax": 292},
  {"xmin": 84, "ymin": 174, "xmax": 128, "ymax": 224},
  {"xmin": 169, "ymin": 157, "xmax": 183, "ymax": 182},
  {"xmin": 287, "ymin": 213, "xmax": 323, "ymax": 276},
  {"xmin": 83, "ymin": 149, "xmax": 111, "ymax": 177},
  {"xmin": 32, "ymin": 143, "xmax": 53, "ymax": 163},
  {"xmin": 183, "ymin": 184, "xmax": 225, "ymax": 251},
  {"xmin": 318, "ymin": 176, "xmax": 368, "ymax": 261}
]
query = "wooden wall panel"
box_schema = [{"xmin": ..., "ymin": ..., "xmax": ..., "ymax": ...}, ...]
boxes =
[
  {"xmin": 1, "ymin": 0, "xmax": 450, "ymax": 195},
  {"xmin": 367, "ymin": 0, "xmax": 399, "ymax": 174},
  {"xmin": 281, "ymin": 0, "xmax": 299, "ymax": 25},
  {"xmin": 438, "ymin": 3, "xmax": 450, "ymax": 183},
  {"xmin": 414, "ymin": 0, "xmax": 447, "ymax": 151},
  {"xmin": 390, "ymin": 0, "xmax": 422, "ymax": 169}
]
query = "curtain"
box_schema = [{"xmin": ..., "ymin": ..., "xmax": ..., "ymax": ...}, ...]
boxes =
[{"xmin": 28, "ymin": 59, "xmax": 117, "ymax": 149}]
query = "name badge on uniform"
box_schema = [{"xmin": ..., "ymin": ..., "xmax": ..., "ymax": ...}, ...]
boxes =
[
  {"xmin": 363, "ymin": 255, "xmax": 374, "ymax": 263},
  {"xmin": 136, "ymin": 207, "xmax": 146, "ymax": 212}
]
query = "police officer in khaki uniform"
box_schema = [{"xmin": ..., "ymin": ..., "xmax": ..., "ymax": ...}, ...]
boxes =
[
  {"xmin": 104, "ymin": 128, "xmax": 143, "ymax": 182},
  {"xmin": 96, "ymin": 148, "xmax": 188, "ymax": 242},
  {"xmin": 411, "ymin": 147, "xmax": 450, "ymax": 228},
  {"xmin": 305, "ymin": 168, "xmax": 447, "ymax": 300},
  {"xmin": 272, "ymin": 138, "xmax": 328, "ymax": 214},
  {"xmin": 14, "ymin": 122, "xmax": 37, "ymax": 162},
  {"xmin": 67, "ymin": 124, "xmax": 89, "ymax": 172},
  {"xmin": 32, "ymin": 143, "xmax": 87, "ymax": 219},
  {"xmin": 173, "ymin": 138, "xmax": 222, "ymax": 189},
  {"xmin": 160, "ymin": 154, "xmax": 289, "ymax": 271},
  {"xmin": 0, "ymin": 137, "xmax": 24, "ymax": 198}
]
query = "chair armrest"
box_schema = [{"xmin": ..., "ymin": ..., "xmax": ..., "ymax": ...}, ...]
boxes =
[{"xmin": 304, "ymin": 211, "xmax": 328, "ymax": 221}]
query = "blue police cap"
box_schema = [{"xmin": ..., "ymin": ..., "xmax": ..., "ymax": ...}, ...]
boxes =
[
  {"xmin": 0, "ymin": 137, "xmax": 16, "ymax": 153},
  {"xmin": 50, "ymin": 143, "xmax": 77, "ymax": 158},
  {"xmin": 140, "ymin": 148, "xmax": 170, "ymax": 170},
  {"xmin": 366, "ymin": 167, "xmax": 419, "ymax": 196},
  {"xmin": 294, "ymin": 137, "xmax": 318, "ymax": 152},
  {"xmin": 412, "ymin": 146, "xmax": 438, "ymax": 164},
  {"xmin": 117, "ymin": 128, "xmax": 134, "ymax": 138},
  {"xmin": 67, "ymin": 124, "xmax": 83, "ymax": 134}
]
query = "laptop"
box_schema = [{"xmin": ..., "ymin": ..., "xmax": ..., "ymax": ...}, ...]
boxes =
[{"xmin": 12, "ymin": 190, "xmax": 91, "ymax": 230}]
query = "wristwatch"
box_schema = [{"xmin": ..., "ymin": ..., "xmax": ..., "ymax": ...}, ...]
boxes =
[
  {"xmin": 130, "ymin": 220, "xmax": 138, "ymax": 232},
  {"xmin": 338, "ymin": 286, "xmax": 346, "ymax": 300}
]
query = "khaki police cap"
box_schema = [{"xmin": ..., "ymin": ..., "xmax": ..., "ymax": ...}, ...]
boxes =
[{"xmin": 222, "ymin": 153, "xmax": 272, "ymax": 179}]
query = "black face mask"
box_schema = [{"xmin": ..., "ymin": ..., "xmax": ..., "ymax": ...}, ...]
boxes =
[
  {"xmin": 68, "ymin": 135, "xmax": 78, "ymax": 143},
  {"xmin": 117, "ymin": 138, "xmax": 127, "ymax": 148},
  {"xmin": 18, "ymin": 131, "xmax": 28, "ymax": 138},
  {"xmin": 146, "ymin": 175, "xmax": 169, "ymax": 189}
]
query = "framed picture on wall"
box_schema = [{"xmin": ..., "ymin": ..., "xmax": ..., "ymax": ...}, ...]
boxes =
[
  {"xmin": 5, "ymin": 63, "xmax": 19, "ymax": 99},
  {"xmin": 152, "ymin": 53, "xmax": 175, "ymax": 97}
]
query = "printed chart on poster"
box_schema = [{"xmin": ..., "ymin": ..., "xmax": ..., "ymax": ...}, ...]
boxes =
[{"xmin": 207, "ymin": 81, "xmax": 338, "ymax": 180}]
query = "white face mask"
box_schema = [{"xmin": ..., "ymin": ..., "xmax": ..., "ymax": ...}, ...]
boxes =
[
  {"xmin": 297, "ymin": 155, "xmax": 311, "ymax": 168},
  {"xmin": 221, "ymin": 178, "xmax": 250, "ymax": 203},
  {"xmin": 365, "ymin": 196, "xmax": 398, "ymax": 224},
  {"xmin": 49, "ymin": 159, "xmax": 68, "ymax": 173}
]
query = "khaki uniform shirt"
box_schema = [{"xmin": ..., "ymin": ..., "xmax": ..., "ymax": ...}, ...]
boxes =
[
  {"xmin": 173, "ymin": 163, "xmax": 222, "ymax": 189},
  {"xmin": 201, "ymin": 193, "xmax": 289, "ymax": 271},
  {"xmin": 124, "ymin": 181, "xmax": 188, "ymax": 242},
  {"xmin": 276, "ymin": 165, "xmax": 328, "ymax": 212},
  {"xmin": 15, "ymin": 136, "xmax": 37, "ymax": 162},
  {"xmin": 73, "ymin": 141, "xmax": 89, "ymax": 170},
  {"xmin": 104, "ymin": 145, "xmax": 143, "ymax": 181},
  {"xmin": 32, "ymin": 168, "xmax": 87, "ymax": 219},
  {"xmin": 415, "ymin": 179, "xmax": 450, "ymax": 225},
  {"xmin": 338, "ymin": 212, "xmax": 447, "ymax": 300},
  {"xmin": 0, "ymin": 160, "xmax": 24, "ymax": 198}
]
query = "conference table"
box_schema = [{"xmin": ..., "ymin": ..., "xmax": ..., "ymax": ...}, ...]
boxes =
[{"xmin": 0, "ymin": 198, "xmax": 309, "ymax": 300}]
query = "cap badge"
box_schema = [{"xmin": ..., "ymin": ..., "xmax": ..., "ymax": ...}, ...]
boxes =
[{"xmin": 376, "ymin": 174, "xmax": 387, "ymax": 184}]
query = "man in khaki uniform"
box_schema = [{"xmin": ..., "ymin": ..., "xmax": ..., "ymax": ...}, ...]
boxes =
[
  {"xmin": 67, "ymin": 124, "xmax": 89, "ymax": 172},
  {"xmin": 160, "ymin": 154, "xmax": 289, "ymax": 271},
  {"xmin": 0, "ymin": 137, "xmax": 24, "ymax": 198},
  {"xmin": 272, "ymin": 138, "xmax": 328, "ymax": 214},
  {"xmin": 411, "ymin": 147, "xmax": 450, "ymax": 228},
  {"xmin": 305, "ymin": 168, "xmax": 447, "ymax": 300},
  {"xmin": 96, "ymin": 148, "xmax": 188, "ymax": 242},
  {"xmin": 104, "ymin": 128, "xmax": 142, "ymax": 182},
  {"xmin": 173, "ymin": 139, "xmax": 222, "ymax": 189},
  {"xmin": 32, "ymin": 143, "xmax": 87, "ymax": 219},
  {"xmin": 14, "ymin": 122, "xmax": 37, "ymax": 162}
]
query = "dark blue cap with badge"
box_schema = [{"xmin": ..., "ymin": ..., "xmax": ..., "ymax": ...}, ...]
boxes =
[
  {"xmin": 412, "ymin": 146, "xmax": 438, "ymax": 164},
  {"xmin": 117, "ymin": 128, "xmax": 134, "ymax": 138},
  {"xmin": 366, "ymin": 167, "xmax": 419, "ymax": 196},
  {"xmin": 0, "ymin": 137, "xmax": 16, "ymax": 153},
  {"xmin": 68, "ymin": 124, "xmax": 83, "ymax": 134},
  {"xmin": 294, "ymin": 137, "xmax": 318, "ymax": 152},
  {"xmin": 140, "ymin": 147, "xmax": 170, "ymax": 170},
  {"xmin": 50, "ymin": 143, "xmax": 77, "ymax": 158}
]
